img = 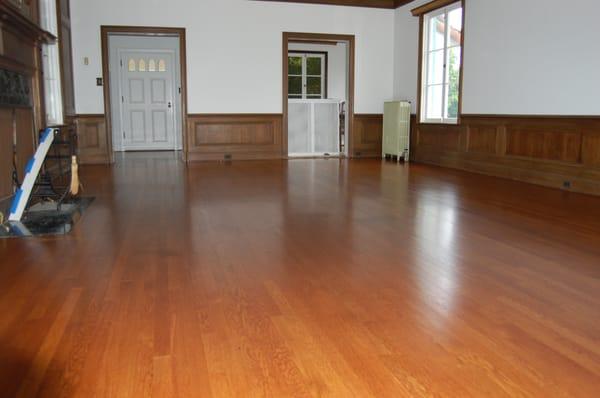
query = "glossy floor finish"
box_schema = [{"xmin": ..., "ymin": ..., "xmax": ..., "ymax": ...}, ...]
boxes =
[{"xmin": 1, "ymin": 152, "xmax": 599, "ymax": 397}]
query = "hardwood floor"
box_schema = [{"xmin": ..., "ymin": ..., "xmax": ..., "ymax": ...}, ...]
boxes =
[{"xmin": 1, "ymin": 152, "xmax": 599, "ymax": 397}]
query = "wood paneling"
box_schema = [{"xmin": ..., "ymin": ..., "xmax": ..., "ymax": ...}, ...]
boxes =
[
  {"xmin": 255, "ymin": 0, "xmax": 415, "ymax": 9},
  {"xmin": 0, "ymin": 108, "xmax": 13, "ymax": 200},
  {"xmin": 505, "ymin": 124, "xmax": 581, "ymax": 163},
  {"xmin": 74, "ymin": 114, "xmax": 110, "ymax": 164},
  {"xmin": 0, "ymin": 0, "xmax": 53, "ymax": 204},
  {"xmin": 187, "ymin": 114, "xmax": 283, "ymax": 161},
  {"xmin": 412, "ymin": 115, "xmax": 600, "ymax": 196},
  {"xmin": 582, "ymin": 134, "xmax": 600, "ymax": 167},
  {"xmin": 467, "ymin": 124, "xmax": 497, "ymax": 154},
  {"xmin": 6, "ymin": 0, "xmax": 38, "ymax": 21},
  {"xmin": 417, "ymin": 123, "xmax": 461, "ymax": 151},
  {"xmin": 352, "ymin": 114, "xmax": 383, "ymax": 158}
]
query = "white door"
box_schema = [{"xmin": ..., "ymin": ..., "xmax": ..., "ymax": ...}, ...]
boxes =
[{"xmin": 119, "ymin": 50, "xmax": 176, "ymax": 150}]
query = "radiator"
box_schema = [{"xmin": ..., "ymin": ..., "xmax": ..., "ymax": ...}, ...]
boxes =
[{"xmin": 382, "ymin": 101, "xmax": 411, "ymax": 162}]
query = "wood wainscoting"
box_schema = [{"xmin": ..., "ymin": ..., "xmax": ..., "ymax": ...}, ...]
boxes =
[
  {"xmin": 0, "ymin": 109, "xmax": 14, "ymax": 201},
  {"xmin": 352, "ymin": 114, "xmax": 383, "ymax": 158},
  {"xmin": 74, "ymin": 114, "xmax": 111, "ymax": 164},
  {"xmin": 411, "ymin": 115, "xmax": 600, "ymax": 196},
  {"xmin": 186, "ymin": 114, "xmax": 283, "ymax": 161}
]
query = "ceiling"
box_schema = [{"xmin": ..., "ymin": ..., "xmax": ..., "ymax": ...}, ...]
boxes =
[{"xmin": 255, "ymin": 0, "xmax": 417, "ymax": 9}]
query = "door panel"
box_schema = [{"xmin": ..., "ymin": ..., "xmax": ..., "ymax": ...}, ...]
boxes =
[
  {"xmin": 130, "ymin": 110, "xmax": 146, "ymax": 143},
  {"xmin": 151, "ymin": 79, "xmax": 166, "ymax": 104},
  {"xmin": 128, "ymin": 79, "xmax": 145, "ymax": 103},
  {"xmin": 120, "ymin": 50, "xmax": 176, "ymax": 150},
  {"xmin": 152, "ymin": 111, "xmax": 168, "ymax": 142}
]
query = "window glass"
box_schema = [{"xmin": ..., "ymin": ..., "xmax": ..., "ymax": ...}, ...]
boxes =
[
  {"xmin": 287, "ymin": 53, "xmax": 325, "ymax": 99},
  {"xmin": 306, "ymin": 57, "xmax": 321, "ymax": 76},
  {"xmin": 421, "ymin": 3, "xmax": 462, "ymax": 124},
  {"xmin": 428, "ymin": 14, "xmax": 445, "ymax": 51},
  {"xmin": 288, "ymin": 56, "xmax": 302, "ymax": 75},
  {"xmin": 288, "ymin": 76, "xmax": 302, "ymax": 96},
  {"xmin": 306, "ymin": 77, "xmax": 322, "ymax": 96}
]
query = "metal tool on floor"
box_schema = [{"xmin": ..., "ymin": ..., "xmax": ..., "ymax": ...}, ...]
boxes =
[{"xmin": 8, "ymin": 126, "xmax": 80, "ymax": 222}]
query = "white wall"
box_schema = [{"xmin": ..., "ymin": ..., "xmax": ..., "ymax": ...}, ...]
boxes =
[
  {"xmin": 463, "ymin": 0, "xmax": 600, "ymax": 115},
  {"xmin": 71, "ymin": 0, "xmax": 395, "ymax": 115},
  {"xmin": 393, "ymin": 0, "xmax": 600, "ymax": 116},
  {"xmin": 393, "ymin": 0, "xmax": 428, "ymax": 114},
  {"xmin": 288, "ymin": 42, "xmax": 348, "ymax": 101}
]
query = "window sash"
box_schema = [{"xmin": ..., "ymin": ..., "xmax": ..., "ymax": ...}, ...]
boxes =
[
  {"xmin": 288, "ymin": 53, "xmax": 326, "ymax": 99},
  {"xmin": 421, "ymin": 2, "xmax": 462, "ymax": 124},
  {"xmin": 40, "ymin": 0, "xmax": 64, "ymax": 126}
]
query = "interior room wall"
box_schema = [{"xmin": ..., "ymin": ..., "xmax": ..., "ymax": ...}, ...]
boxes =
[
  {"xmin": 392, "ymin": 0, "xmax": 427, "ymax": 114},
  {"xmin": 394, "ymin": 0, "xmax": 600, "ymax": 116},
  {"xmin": 71, "ymin": 0, "xmax": 394, "ymax": 115}
]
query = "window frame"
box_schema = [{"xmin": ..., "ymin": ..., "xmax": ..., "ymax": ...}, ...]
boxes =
[
  {"xmin": 417, "ymin": 0, "xmax": 465, "ymax": 125},
  {"xmin": 287, "ymin": 51, "xmax": 328, "ymax": 100},
  {"xmin": 39, "ymin": 0, "xmax": 64, "ymax": 126}
]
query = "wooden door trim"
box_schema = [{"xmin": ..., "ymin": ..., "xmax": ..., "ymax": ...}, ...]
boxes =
[
  {"xmin": 282, "ymin": 32, "xmax": 355, "ymax": 158},
  {"xmin": 100, "ymin": 25, "xmax": 189, "ymax": 162}
]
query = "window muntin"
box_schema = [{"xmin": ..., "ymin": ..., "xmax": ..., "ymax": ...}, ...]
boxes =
[
  {"xmin": 288, "ymin": 52, "xmax": 326, "ymax": 99},
  {"xmin": 421, "ymin": 2, "xmax": 462, "ymax": 124}
]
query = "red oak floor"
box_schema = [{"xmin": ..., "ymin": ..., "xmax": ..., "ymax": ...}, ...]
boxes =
[{"xmin": 0, "ymin": 152, "xmax": 599, "ymax": 397}]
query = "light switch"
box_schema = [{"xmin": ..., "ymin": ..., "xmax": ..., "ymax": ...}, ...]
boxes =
[{"xmin": 84, "ymin": 57, "xmax": 89, "ymax": 65}]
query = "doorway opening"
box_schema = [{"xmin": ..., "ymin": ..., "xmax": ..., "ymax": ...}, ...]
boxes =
[
  {"xmin": 282, "ymin": 32, "xmax": 355, "ymax": 158},
  {"xmin": 101, "ymin": 26, "xmax": 188, "ymax": 161}
]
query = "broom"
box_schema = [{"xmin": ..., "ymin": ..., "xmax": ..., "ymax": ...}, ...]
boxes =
[{"xmin": 69, "ymin": 155, "xmax": 80, "ymax": 196}]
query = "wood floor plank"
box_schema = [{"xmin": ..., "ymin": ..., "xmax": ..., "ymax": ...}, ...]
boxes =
[{"xmin": 1, "ymin": 153, "xmax": 599, "ymax": 397}]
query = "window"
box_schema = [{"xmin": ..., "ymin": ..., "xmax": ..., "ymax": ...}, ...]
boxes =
[
  {"xmin": 420, "ymin": 2, "xmax": 462, "ymax": 124},
  {"xmin": 39, "ymin": 0, "xmax": 64, "ymax": 125},
  {"xmin": 127, "ymin": 58, "xmax": 166, "ymax": 73},
  {"xmin": 288, "ymin": 52, "xmax": 326, "ymax": 99}
]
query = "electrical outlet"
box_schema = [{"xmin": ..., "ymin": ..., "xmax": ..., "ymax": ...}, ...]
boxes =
[{"xmin": 563, "ymin": 181, "xmax": 571, "ymax": 189}]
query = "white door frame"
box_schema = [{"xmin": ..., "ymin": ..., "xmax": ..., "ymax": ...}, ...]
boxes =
[
  {"xmin": 107, "ymin": 33, "xmax": 183, "ymax": 152},
  {"xmin": 116, "ymin": 48, "xmax": 178, "ymax": 150}
]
